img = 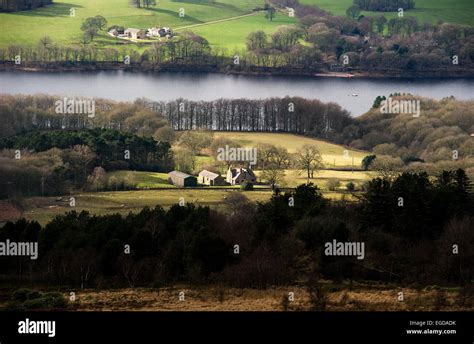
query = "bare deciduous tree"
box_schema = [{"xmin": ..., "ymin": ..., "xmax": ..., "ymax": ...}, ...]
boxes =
[{"xmin": 295, "ymin": 144, "xmax": 323, "ymax": 183}]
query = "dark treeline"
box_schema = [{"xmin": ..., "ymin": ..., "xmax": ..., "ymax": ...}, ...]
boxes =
[
  {"xmin": 0, "ymin": 128, "xmax": 172, "ymax": 170},
  {"xmin": 0, "ymin": 129, "xmax": 173, "ymax": 198},
  {"xmin": 129, "ymin": 0, "xmax": 156, "ymax": 9},
  {"xmin": 360, "ymin": 170, "xmax": 472, "ymax": 239},
  {"xmin": 0, "ymin": 94, "xmax": 170, "ymax": 139},
  {"xmin": 1, "ymin": 171, "xmax": 472, "ymax": 290},
  {"xmin": 136, "ymin": 97, "xmax": 352, "ymax": 137},
  {"xmin": 0, "ymin": 31, "xmax": 218, "ymax": 67},
  {"xmin": 354, "ymin": 0, "xmax": 415, "ymax": 11},
  {"xmin": 0, "ymin": 94, "xmax": 353, "ymax": 140}
]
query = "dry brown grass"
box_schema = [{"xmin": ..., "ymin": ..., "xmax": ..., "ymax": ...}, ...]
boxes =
[
  {"xmin": 66, "ymin": 285, "xmax": 473, "ymax": 312},
  {"xmin": 0, "ymin": 200, "xmax": 22, "ymax": 224}
]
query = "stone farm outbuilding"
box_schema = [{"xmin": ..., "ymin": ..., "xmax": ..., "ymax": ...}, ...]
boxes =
[
  {"xmin": 124, "ymin": 28, "xmax": 145, "ymax": 40},
  {"xmin": 198, "ymin": 170, "xmax": 226, "ymax": 186},
  {"xmin": 168, "ymin": 171, "xmax": 197, "ymax": 187}
]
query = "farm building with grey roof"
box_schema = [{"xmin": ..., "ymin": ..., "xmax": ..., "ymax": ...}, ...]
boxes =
[{"xmin": 168, "ymin": 171, "xmax": 197, "ymax": 187}]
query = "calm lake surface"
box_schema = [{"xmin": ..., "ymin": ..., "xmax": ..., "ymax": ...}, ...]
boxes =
[{"xmin": 1, "ymin": 71, "xmax": 473, "ymax": 116}]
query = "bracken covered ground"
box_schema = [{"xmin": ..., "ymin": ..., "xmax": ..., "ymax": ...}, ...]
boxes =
[{"xmin": 60, "ymin": 285, "xmax": 474, "ymax": 311}]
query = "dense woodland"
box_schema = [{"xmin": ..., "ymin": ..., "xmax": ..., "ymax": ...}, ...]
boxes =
[
  {"xmin": 0, "ymin": 173, "xmax": 472, "ymax": 295},
  {"xmin": 1, "ymin": 94, "xmax": 471, "ymax": 162},
  {"xmin": 0, "ymin": 129, "xmax": 173, "ymax": 198},
  {"xmin": 1, "ymin": 0, "xmax": 473, "ymax": 75},
  {"xmin": 260, "ymin": 0, "xmax": 474, "ymax": 74},
  {"xmin": 343, "ymin": 95, "xmax": 474, "ymax": 176},
  {"xmin": 136, "ymin": 97, "xmax": 352, "ymax": 135},
  {"xmin": 0, "ymin": 128, "xmax": 172, "ymax": 170},
  {"xmin": 0, "ymin": 94, "xmax": 352, "ymax": 138},
  {"xmin": 0, "ymin": 94, "xmax": 169, "ymax": 138}
]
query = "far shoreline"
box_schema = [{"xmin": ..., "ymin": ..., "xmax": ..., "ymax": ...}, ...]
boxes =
[{"xmin": 1, "ymin": 62, "xmax": 474, "ymax": 79}]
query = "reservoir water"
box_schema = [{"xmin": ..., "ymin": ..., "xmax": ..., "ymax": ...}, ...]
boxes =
[{"xmin": 1, "ymin": 71, "xmax": 473, "ymax": 116}]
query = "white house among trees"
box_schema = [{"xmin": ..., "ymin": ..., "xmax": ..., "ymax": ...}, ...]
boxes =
[{"xmin": 226, "ymin": 167, "xmax": 256, "ymax": 185}]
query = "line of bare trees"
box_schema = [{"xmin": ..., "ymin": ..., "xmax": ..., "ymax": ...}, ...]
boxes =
[
  {"xmin": 0, "ymin": 94, "xmax": 352, "ymax": 141},
  {"xmin": 136, "ymin": 97, "xmax": 353, "ymax": 138}
]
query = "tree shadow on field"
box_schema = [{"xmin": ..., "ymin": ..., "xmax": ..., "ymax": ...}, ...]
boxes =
[
  {"xmin": 170, "ymin": 0, "xmax": 243, "ymax": 14},
  {"xmin": 10, "ymin": 3, "xmax": 83, "ymax": 18},
  {"xmin": 145, "ymin": 7, "xmax": 204, "ymax": 25}
]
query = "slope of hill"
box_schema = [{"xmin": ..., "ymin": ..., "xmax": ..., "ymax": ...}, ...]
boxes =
[
  {"xmin": 214, "ymin": 131, "xmax": 367, "ymax": 168},
  {"xmin": 0, "ymin": 0, "xmax": 296, "ymax": 50},
  {"xmin": 300, "ymin": 0, "xmax": 474, "ymax": 26},
  {"xmin": 352, "ymin": 96, "xmax": 474, "ymax": 160}
]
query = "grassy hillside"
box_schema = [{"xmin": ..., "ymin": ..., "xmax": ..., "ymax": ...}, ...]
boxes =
[
  {"xmin": 108, "ymin": 171, "xmax": 174, "ymax": 188},
  {"xmin": 0, "ymin": 0, "xmax": 296, "ymax": 50},
  {"xmin": 190, "ymin": 11, "xmax": 296, "ymax": 50},
  {"xmin": 18, "ymin": 188, "xmax": 354, "ymax": 225},
  {"xmin": 280, "ymin": 169, "xmax": 374, "ymax": 188},
  {"xmin": 300, "ymin": 0, "xmax": 474, "ymax": 26},
  {"xmin": 5, "ymin": 132, "xmax": 372, "ymax": 225},
  {"xmin": 214, "ymin": 132, "xmax": 368, "ymax": 168},
  {"xmin": 19, "ymin": 189, "xmax": 270, "ymax": 225},
  {"xmin": 108, "ymin": 170, "xmax": 268, "ymax": 188}
]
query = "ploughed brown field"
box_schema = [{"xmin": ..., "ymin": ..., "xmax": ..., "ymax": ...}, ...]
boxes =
[{"xmin": 40, "ymin": 285, "xmax": 473, "ymax": 311}]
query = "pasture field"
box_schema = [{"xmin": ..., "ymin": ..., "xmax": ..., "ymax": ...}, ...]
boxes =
[
  {"xmin": 16, "ymin": 187, "xmax": 353, "ymax": 225},
  {"xmin": 108, "ymin": 170, "xmax": 268, "ymax": 188},
  {"xmin": 19, "ymin": 189, "xmax": 271, "ymax": 225},
  {"xmin": 108, "ymin": 169, "xmax": 373, "ymax": 189},
  {"xmin": 300, "ymin": 0, "xmax": 474, "ymax": 26},
  {"xmin": 214, "ymin": 131, "xmax": 368, "ymax": 168},
  {"xmin": 190, "ymin": 11, "xmax": 296, "ymax": 51},
  {"xmin": 107, "ymin": 171, "xmax": 173, "ymax": 188},
  {"xmin": 280, "ymin": 169, "xmax": 374, "ymax": 188},
  {"xmin": 1, "ymin": 0, "xmax": 471, "ymax": 52},
  {"xmin": 0, "ymin": 0, "xmax": 296, "ymax": 50},
  {"xmin": 1, "ymin": 132, "xmax": 372, "ymax": 225}
]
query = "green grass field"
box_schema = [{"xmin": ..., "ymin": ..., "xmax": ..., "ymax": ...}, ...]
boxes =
[
  {"xmin": 191, "ymin": 11, "xmax": 297, "ymax": 50},
  {"xmin": 23, "ymin": 188, "xmax": 271, "ymax": 224},
  {"xmin": 1, "ymin": 0, "xmax": 471, "ymax": 52},
  {"xmin": 280, "ymin": 169, "xmax": 374, "ymax": 188},
  {"xmin": 214, "ymin": 131, "xmax": 368, "ymax": 168},
  {"xmin": 11, "ymin": 132, "xmax": 371, "ymax": 225},
  {"xmin": 0, "ymin": 0, "xmax": 296, "ymax": 51},
  {"xmin": 109, "ymin": 133, "xmax": 371, "ymax": 191},
  {"xmin": 20, "ymin": 189, "xmax": 272, "ymax": 225},
  {"xmin": 301, "ymin": 0, "xmax": 474, "ymax": 26},
  {"xmin": 20, "ymin": 188, "xmax": 355, "ymax": 225},
  {"xmin": 107, "ymin": 169, "xmax": 269, "ymax": 188},
  {"xmin": 108, "ymin": 170, "xmax": 174, "ymax": 188}
]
